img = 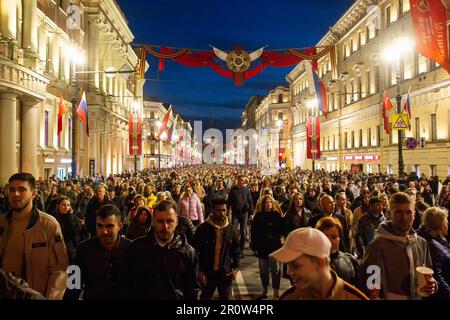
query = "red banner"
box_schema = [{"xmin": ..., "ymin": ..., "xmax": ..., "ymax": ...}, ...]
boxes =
[
  {"xmin": 137, "ymin": 116, "xmax": 142, "ymax": 156},
  {"xmin": 316, "ymin": 116, "xmax": 321, "ymax": 159},
  {"xmin": 410, "ymin": 0, "xmax": 450, "ymax": 74},
  {"xmin": 129, "ymin": 114, "xmax": 133, "ymax": 155},
  {"xmin": 306, "ymin": 117, "xmax": 312, "ymax": 159}
]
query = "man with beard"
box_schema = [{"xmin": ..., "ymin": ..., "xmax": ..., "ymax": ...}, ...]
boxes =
[
  {"xmin": 270, "ymin": 228, "xmax": 368, "ymax": 300},
  {"xmin": 0, "ymin": 173, "xmax": 68, "ymax": 299},
  {"xmin": 125, "ymin": 200, "xmax": 200, "ymax": 300},
  {"xmin": 64, "ymin": 204, "xmax": 131, "ymax": 300},
  {"xmin": 193, "ymin": 197, "xmax": 240, "ymax": 300}
]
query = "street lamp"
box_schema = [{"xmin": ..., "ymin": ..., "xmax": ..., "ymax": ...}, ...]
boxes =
[
  {"xmin": 382, "ymin": 37, "xmax": 414, "ymax": 178},
  {"xmin": 156, "ymin": 120, "xmax": 162, "ymax": 170},
  {"xmin": 276, "ymin": 119, "xmax": 283, "ymax": 168},
  {"xmin": 307, "ymin": 99, "xmax": 319, "ymax": 171},
  {"xmin": 68, "ymin": 43, "xmax": 85, "ymax": 178}
]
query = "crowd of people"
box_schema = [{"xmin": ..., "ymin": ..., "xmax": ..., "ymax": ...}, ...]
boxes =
[{"xmin": 0, "ymin": 165, "xmax": 449, "ymax": 300}]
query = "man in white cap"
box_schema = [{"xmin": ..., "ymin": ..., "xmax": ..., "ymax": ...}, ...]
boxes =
[{"xmin": 270, "ymin": 227, "xmax": 368, "ymax": 300}]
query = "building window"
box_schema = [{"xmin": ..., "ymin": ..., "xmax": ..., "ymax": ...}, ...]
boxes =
[
  {"xmin": 415, "ymin": 117, "xmax": 420, "ymax": 141},
  {"xmin": 359, "ymin": 129, "xmax": 363, "ymax": 147},
  {"xmin": 386, "ymin": 5, "xmax": 391, "ymax": 26},
  {"xmin": 431, "ymin": 113, "xmax": 437, "ymax": 141},
  {"xmin": 377, "ymin": 125, "xmax": 381, "ymax": 147},
  {"xmin": 418, "ymin": 54, "xmax": 428, "ymax": 74},
  {"xmin": 351, "ymin": 131, "xmax": 355, "ymax": 148},
  {"xmin": 278, "ymin": 94, "xmax": 283, "ymax": 103},
  {"xmin": 44, "ymin": 111, "xmax": 49, "ymax": 147},
  {"xmin": 344, "ymin": 132, "xmax": 348, "ymax": 149},
  {"xmin": 430, "ymin": 165, "xmax": 437, "ymax": 176},
  {"xmin": 368, "ymin": 127, "xmax": 372, "ymax": 147},
  {"xmin": 374, "ymin": 66, "xmax": 380, "ymax": 94},
  {"xmin": 404, "ymin": 52, "xmax": 414, "ymax": 80},
  {"xmin": 333, "ymin": 134, "xmax": 336, "ymax": 150},
  {"xmin": 367, "ymin": 70, "xmax": 372, "ymax": 95}
]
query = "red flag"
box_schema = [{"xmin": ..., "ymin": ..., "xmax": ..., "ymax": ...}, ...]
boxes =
[
  {"xmin": 57, "ymin": 96, "xmax": 67, "ymax": 136},
  {"xmin": 306, "ymin": 117, "xmax": 312, "ymax": 159},
  {"xmin": 315, "ymin": 116, "xmax": 321, "ymax": 159},
  {"xmin": 383, "ymin": 90, "xmax": 394, "ymax": 112},
  {"xmin": 137, "ymin": 116, "xmax": 142, "ymax": 155},
  {"xmin": 382, "ymin": 100, "xmax": 391, "ymax": 135},
  {"xmin": 129, "ymin": 114, "xmax": 133, "ymax": 155},
  {"xmin": 410, "ymin": 0, "xmax": 450, "ymax": 74},
  {"xmin": 158, "ymin": 106, "xmax": 172, "ymax": 138}
]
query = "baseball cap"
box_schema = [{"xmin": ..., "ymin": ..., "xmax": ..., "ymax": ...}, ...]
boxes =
[{"xmin": 269, "ymin": 228, "xmax": 331, "ymax": 263}]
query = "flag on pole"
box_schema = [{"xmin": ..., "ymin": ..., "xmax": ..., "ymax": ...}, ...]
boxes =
[
  {"xmin": 382, "ymin": 91, "xmax": 393, "ymax": 134},
  {"xmin": 158, "ymin": 105, "xmax": 172, "ymax": 139},
  {"xmin": 403, "ymin": 87, "xmax": 412, "ymax": 130},
  {"xmin": 57, "ymin": 96, "xmax": 68, "ymax": 136},
  {"xmin": 305, "ymin": 60, "xmax": 328, "ymax": 116},
  {"xmin": 76, "ymin": 91, "xmax": 89, "ymax": 137}
]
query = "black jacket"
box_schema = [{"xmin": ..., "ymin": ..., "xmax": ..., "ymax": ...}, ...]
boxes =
[
  {"xmin": 228, "ymin": 186, "xmax": 253, "ymax": 217},
  {"xmin": 251, "ymin": 211, "xmax": 283, "ymax": 258},
  {"xmin": 64, "ymin": 236, "xmax": 132, "ymax": 300},
  {"xmin": 308, "ymin": 212, "xmax": 350, "ymax": 252},
  {"xmin": 193, "ymin": 219, "xmax": 240, "ymax": 276},
  {"xmin": 330, "ymin": 251, "xmax": 360, "ymax": 288},
  {"xmin": 175, "ymin": 215, "xmax": 196, "ymax": 245},
  {"xmin": 282, "ymin": 207, "xmax": 312, "ymax": 238},
  {"xmin": 85, "ymin": 197, "xmax": 115, "ymax": 235},
  {"xmin": 124, "ymin": 230, "xmax": 200, "ymax": 300}
]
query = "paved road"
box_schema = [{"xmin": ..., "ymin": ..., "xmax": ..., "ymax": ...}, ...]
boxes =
[{"xmin": 213, "ymin": 246, "xmax": 292, "ymax": 300}]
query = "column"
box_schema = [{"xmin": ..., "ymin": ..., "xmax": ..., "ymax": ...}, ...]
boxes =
[
  {"xmin": 21, "ymin": 100, "xmax": 39, "ymax": 177},
  {"xmin": 22, "ymin": 0, "xmax": 37, "ymax": 52},
  {"xmin": 0, "ymin": 0, "xmax": 17, "ymax": 40},
  {"xmin": 0, "ymin": 94, "xmax": 18, "ymax": 185}
]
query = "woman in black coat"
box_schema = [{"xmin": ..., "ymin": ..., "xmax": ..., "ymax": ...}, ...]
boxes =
[
  {"xmin": 282, "ymin": 192, "xmax": 312, "ymax": 238},
  {"xmin": 250, "ymin": 195, "xmax": 283, "ymax": 299},
  {"xmin": 53, "ymin": 196, "xmax": 81, "ymax": 264},
  {"xmin": 125, "ymin": 206, "xmax": 152, "ymax": 240}
]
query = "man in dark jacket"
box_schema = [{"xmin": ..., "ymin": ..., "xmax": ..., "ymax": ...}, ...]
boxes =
[
  {"xmin": 193, "ymin": 197, "xmax": 240, "ymax": 300},
  {"xmin": 85, "ymin": 184, "xmax": 114, "ymax": 237},
  {"xmin": 64, "ymin": 204, "xmax": 131, "ymax": 300},
  {"xmin": 204, "ymin": 180, "xmax": 228, "ymax": 219},
  {"xmin": 227, "ymin": 175, "xmax": 253, "ymax": 253},
  {"xmin": 124, "ymin": 200, "xmax": 200, "ymax": 300},
  {"xmin": 108, "ymin": 187, "xmax": 125, "ymax": 222}
]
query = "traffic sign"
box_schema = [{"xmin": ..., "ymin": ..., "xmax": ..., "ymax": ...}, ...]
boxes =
[
  {"xmin": 405, "ymin": 137, "xmax": 418, "ymax": 150},
  {"xmin": 392, "ymin": 113, "xmax": 409, "ymax": 130}
]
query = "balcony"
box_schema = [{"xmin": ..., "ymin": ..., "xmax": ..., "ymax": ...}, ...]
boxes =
[{"xmin": 0, "ymin": 56, "xmax": 48, "ymax": 100}]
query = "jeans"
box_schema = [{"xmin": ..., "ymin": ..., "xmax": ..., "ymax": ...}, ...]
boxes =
[
  {"xmin": 232, "ymin": 214, "xmax": 248, "ymax": 251},
  {"xmin": 200, "ymin": 271, "xmax": 233, "ymax": 300},
  {"xmin": 258, "ymin": 258, "xmax": 281, "ymax": 289}
]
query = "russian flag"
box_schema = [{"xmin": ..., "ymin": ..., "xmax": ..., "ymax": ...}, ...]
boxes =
[
  {"xmin": 403, "ymin": 88, "xmax": 412, "ymax": 130},
  {"xmin": 76, "ymin": 91, "xmax": 89, "ymax": 137},
  {"xmin": 312, "ymin": 71, "xmax": 328, "ymax": 116}
]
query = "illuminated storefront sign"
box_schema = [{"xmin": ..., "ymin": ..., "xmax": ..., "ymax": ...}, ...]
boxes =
[{"xmin": 343, "ymin": 154, "xmax": 380, "ymax": 162}]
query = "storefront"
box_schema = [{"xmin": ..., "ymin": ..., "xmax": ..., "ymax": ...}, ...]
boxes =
[{"xmin": 342, "ymin": 154, "xmax": 381, "ymax": 173}]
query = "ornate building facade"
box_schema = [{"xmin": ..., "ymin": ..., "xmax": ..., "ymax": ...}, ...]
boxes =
[{"xmin": 288, "ymin": 0, "xmax": 450, "ymax": 178}]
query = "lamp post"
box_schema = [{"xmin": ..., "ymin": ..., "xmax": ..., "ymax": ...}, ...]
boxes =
[
  {"xmin": 68, "ymin": 44, "xmax": 85, "ymax": 178},
  {"xmin": 383, "ymin": 37, "xmax": 414, "ymax": 178},
  {"xmin": 276, "ymin": 119, "xmax": 283, "ymax": 168},
  {"xmin": 307, "ymin": 99, "xmax": 319, "ymax": 171},
  {"xmin": 156, "ymin": 120, "xmax": 162, "ymax": 170}
]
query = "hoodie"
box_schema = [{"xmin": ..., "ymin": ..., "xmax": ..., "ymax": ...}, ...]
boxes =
[
  {"xmin": 206, "ymin": 217, "xmax": 229, "ymax": 271},
  {"xmin": 361, "ymin": 221, "xmax": 432, "ymax": 300}
]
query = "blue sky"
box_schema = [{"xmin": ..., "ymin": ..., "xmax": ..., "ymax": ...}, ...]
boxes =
[{"xmin": 117, "ymin": 0, "xmax": 355, "ymax": 130}]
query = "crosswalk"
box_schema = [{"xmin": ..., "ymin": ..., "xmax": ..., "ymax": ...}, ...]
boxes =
[{"xmin": 218, "ymin": 247, "xmax": 292, "ymax": 300}]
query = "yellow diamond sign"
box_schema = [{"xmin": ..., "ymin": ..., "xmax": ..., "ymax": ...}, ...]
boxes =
[{"xmin": 392, "ymin": 113, "xmax": 409, "ymax": 131}]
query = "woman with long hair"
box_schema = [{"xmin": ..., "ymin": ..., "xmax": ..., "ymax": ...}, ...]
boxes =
[
  {"xmin": 125, "ymin": 206, "xmax": 152, "ymax": 240},
  {"xmin": 250, "ymin": 195, "xmax": 283, "ymax": 299},
  {"xmin": 53, "ymin": 196, "xmax": 81, "ymax": 264}
]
